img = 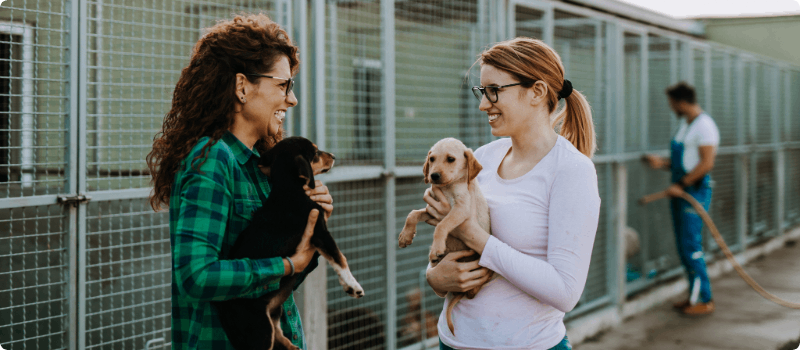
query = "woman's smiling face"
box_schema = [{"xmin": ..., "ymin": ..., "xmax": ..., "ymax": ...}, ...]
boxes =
[
  {"xmin": 240, "ymin": 55, "xmax": 298, "ymax": 141},
  {"xmin": 477, "ymin": 64, "xmax": 534, "ymax": 138}
]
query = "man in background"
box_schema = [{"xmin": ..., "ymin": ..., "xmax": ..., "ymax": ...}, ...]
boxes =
[{"xmin": 644, "ymin": 82, "xmax": 720, "ymax": 315}]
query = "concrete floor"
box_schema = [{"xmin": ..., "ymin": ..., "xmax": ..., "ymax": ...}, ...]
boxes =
[{"xmin": 575, "ymin": 241, "xmax": 800, "ymax": 350}]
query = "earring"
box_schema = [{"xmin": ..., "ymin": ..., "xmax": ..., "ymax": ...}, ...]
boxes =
[{"xmin": 241, "ymin": 97, "xmax": 247, "ymax": 104}]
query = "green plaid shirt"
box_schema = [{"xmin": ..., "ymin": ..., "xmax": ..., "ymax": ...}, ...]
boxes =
[{"xmin": 170, "ymin": 131, "xmax": 311, "ymax": 349}]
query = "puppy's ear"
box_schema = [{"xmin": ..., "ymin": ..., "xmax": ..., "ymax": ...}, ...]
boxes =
[
  {"xmin": 294, "ymin": 155, "xmax": 316, "ymax": 189},
  {"xmin": 465, "ymin": 149, "xmax": 482, "ymax": 183},
  {"xmin": 422, "ymin": 151, "xmax": 431, "ymax": 184}
]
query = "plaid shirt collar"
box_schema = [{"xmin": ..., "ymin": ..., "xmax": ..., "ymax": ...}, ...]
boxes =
[{"xmin": 221, "ymin": 131, "xmax": 260, "ymax": 165}]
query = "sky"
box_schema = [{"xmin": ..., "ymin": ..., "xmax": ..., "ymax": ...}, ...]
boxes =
[{"xmin": 615, "ymin": 0, "xmax": 800, "ymax": 18}]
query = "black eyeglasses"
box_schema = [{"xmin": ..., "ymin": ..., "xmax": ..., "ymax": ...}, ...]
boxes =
[
  {"xmin": 471, "ymin": 81, "xmax": 533, "ymax": 103},
  {"xmin": 246, "ymin": 73, "xmax": 294, "ymax": 96}
]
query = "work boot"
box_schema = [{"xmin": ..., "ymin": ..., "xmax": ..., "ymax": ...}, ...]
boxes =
[
  {"xmin": 672, "ymin": 299, "xmax": 691, "ymax": 310},
  {"xmin": 681, "ymin": 301, "xmax": 715, "ymax": 315}
]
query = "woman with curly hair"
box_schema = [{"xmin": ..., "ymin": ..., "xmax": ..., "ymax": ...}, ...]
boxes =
[{"xmin": 147, "ymin": 14, "xmax": 331, "ymax": 349}]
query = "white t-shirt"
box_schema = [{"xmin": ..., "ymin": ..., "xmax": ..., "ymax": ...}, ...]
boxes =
[
  {"xmin": 437, "ymin": 136, "xmax": 601, "ymax": 350},
  {"xmin": 673, "ymin": 113, "xmax": 720, "ymax": 173}
]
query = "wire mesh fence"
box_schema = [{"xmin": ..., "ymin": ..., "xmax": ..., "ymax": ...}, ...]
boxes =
[
  {"xmin": 0, "ymin": 204, "xmax": 69, "ymax": 350},
  {"xmin": 0, "ymin": 0, "xmax": 70, "ymax": 197},
  {"xmin": 1, "ymin": 1, "xmax": 799, "ymax": 349},
  {"xmin": 83, "ymin": 198, "xmax": 170, "ymax": 350}
]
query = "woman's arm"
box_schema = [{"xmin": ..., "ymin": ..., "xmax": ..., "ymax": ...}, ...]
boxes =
[
  {"xmin": 476, "ymin": 161, "xmax": 600, "ymax": 312},
  {"xmin": 425, "ymin": 250, "xmax": 492, "ymax": 297}
]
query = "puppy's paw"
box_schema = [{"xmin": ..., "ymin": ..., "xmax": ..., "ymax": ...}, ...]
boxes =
[
  {"xmin": 429, "ymin": 242, "xmax": 447, "ymax": 264},
  {"xmin": 398, "ymin": 228, "xmax": 416, "ymax": 248},
  {"xmin": 344, "ymin": 281, "xmax": 365, "ymax": 299}
]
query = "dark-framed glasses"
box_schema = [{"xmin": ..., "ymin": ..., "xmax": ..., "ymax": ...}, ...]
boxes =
[
  {"xmin": 246, "ymin": 73, "xmax": 294, "ymax": 96},
  {"xmin": 471, "ymin": 81, "xmax": 532, "ymax": 103}
]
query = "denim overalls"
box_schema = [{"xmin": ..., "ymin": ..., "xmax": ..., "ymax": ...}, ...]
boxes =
[{"xmin": 670, "ymin": 139, "xmax": 713, "ymax": 304}]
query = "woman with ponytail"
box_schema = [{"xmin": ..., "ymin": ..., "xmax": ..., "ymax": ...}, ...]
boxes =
[{"xmin": 423, "ymin": 37, "xmax": 601, "ymax": 350}]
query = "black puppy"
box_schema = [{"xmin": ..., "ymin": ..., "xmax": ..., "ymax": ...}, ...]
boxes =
[{"xmin": 214, "ymin": 137, "xmax": 364, "ymax": 350}]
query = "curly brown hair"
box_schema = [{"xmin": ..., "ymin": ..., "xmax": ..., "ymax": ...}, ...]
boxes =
[{"xmin": 147, "ymin": 13, "xmax": 299, "ymax": 211}]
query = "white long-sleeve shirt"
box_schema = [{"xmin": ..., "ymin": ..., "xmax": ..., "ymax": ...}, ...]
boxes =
[{"xmin": 438, "ymin": 136, "xmax": 601, "ymax": 350}]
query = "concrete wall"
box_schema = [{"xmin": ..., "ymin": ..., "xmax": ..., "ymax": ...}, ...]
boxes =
[{"xmin": 702, "ymin": 15, "xmax": 800, "ymax": 66}]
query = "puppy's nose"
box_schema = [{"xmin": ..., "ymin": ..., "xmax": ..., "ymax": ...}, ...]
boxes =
[
  {"xmin": 330, "ymin": 153, "xmax": 336, "ymax": 160},
  {"xmin": 430, "ymin": 173, "xmax": 441, "ymax": 182}
]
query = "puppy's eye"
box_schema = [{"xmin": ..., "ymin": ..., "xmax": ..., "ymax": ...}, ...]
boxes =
[
  {"xmin": 429, "ymin": 157, "xmax": 435, "ymax": 163},
  {"xmin": 320, "ymin": 169, "xmax": 329, "ymax": 173},
  {"xmin": 447, "ymin": 157, "xmax": 455, "ymax": 163}
]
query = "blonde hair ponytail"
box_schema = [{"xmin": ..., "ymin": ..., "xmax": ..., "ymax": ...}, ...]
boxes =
[
  {"xmin": 480, "ymin": 37, "xmax": 597, "ymax": 158},
  {"xmin": 553, "ymin": 89, "xmax": 596, "ymax": 158}
]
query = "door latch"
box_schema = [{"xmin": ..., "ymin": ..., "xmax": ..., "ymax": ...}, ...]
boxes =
[{"xmin": 57, "ymin": 194, "xmax": 91, "ymax": 207}]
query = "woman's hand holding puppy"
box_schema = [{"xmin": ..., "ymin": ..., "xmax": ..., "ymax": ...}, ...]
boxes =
[
  {"xmin": 305, "ymin": 180, "xmax": 333, "ymax": 221},
  {"xmin": 426, "ymin": 250, "xmax": 492, "ymax": 297}
]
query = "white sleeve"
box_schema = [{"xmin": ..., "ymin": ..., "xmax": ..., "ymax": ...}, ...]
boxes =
[
  {"xmin": 696, "ymin": 118, "xmax": 720, "ymax": 146},
  {"xmin": 478, "ymin": 158, "xmax": 601, "ymax": 312}
]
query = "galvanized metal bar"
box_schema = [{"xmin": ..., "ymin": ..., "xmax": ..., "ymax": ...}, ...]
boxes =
[
  {"xmin": 640, "ymin": 33, "xmax": 649, "ymax": 150},
  {"xmin": 543, "ymin": 3, "xmax": 554, "ymax": 46},
  {"xmin": 506, "ymin": 0, "xmax": 516, "ymax": 39},
  {"xmin": 0, "ymin": 195, "xmax": 59, "ymax": 209},
  {"xmin": 497, "ymin": 0, "xmax": 508, "ymax": 41},
  {"xmin": 749, "ymin": 61, "xmax": 757, "ymax": 145},
  {"xmin": 298, "ymin": 0, "xmax": 308, "ymax": 137},
  {"xmin": 683, "ymin": 41, "xmax": 693, "ymax": 84},
  {"xmin": 704, "ymin": 46, "xmax": 711, "ymax": 111},
  {"xmin": 773, "ymin": 67, "xmax": 785, "ymax": 232},
  {"xmin": 784, "ymin": 69, "xmax": 792, "ymax": 143},
  {"xmin": 669, "ymin": 38, "xmax": 678, "ymax": 133},
  {"xmin": 613, "ymin": 163, "xmax": 627, "ymax": 308},
  {"xmin": 328, "ymin": 2, "xmax": 337, "ymax": 149},
  {"xmin": 68, "ymin": 0, "xmax": 82, "ymax": 348},
  {"xmin": 722, "ymin": 52, "xmax": 731, "ymax": 132},
  {"xmin": 77, "ymin": 0, "xmax": 89, "ymax": 346},
  {"xmin": 615, "ymin": 28, "xmax": 625, "ymax": 154},
  {"xmin": 87, "ymin": 188, "xmax": 152, "ymax": 202},
  {"xmin": 314, "ymin": 0, "xmax": 325, "ymax": 147},
  {"xmin": 749, "ymin": 61, "xmax": 758, "ymax": 239},
  {"xmin": 301, "ymin": 260, "xmax": 327, "ymax": 350},
  {"xmin": 605, "ymin": 22, "xmax": 616, "ymax": 156},
  {"xmin": 731, "ymin": 55, "xmax": 747, "ymax": 250},
  {"xmin": 381, "ymin": 0, "xmax": 397, "ymax": 348}
]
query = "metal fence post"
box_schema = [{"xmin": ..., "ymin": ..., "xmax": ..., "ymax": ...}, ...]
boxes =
[
  {"xmin": 67, "ymin": 0, "xmax": 82, "ymax": 348},
  {"xmin": 76, "ymin": 0, "xmax": 89, "ymax": 347},
  {"xmin": 603, "ymin": 21, "xmax": 625, "ymax": 308},
  {"xmin": 381, "ymin": 0, "xmax": 397, "ymax": 348},
  {"xmin": 542, "ymin": 3, "xmax": 554, "ymax": 46},
  {"xmin": 773, "ymin": 67, "xmax": 785, "ymax": 235},
  {"xmin": 294, "ymin": 0, "xmax": 308, "ymax": 137},
  {"xmin": 298, "ymin": 2, "xmax": 329, "ymax": 349},
  {"xmin": 748, "ymin": 61, "xmax": 757, "ymax": 241},
  {"xmin": 682, "ymin": 41, "xmax": 693, "ymax": 84},
  {"xmin": 733, "ymin": 55, "xmax": 747, "ymax": 250},
  {"xmin": 613, "ymin": 163, "xmax": 627, "ymax": 308},
  {"xmin": 314, "ymin": 0, "xmax": 326, "ymax": 148},
  {"xmin": 640, "ymin": 33, "xmax": 649, "ymax": 150}
]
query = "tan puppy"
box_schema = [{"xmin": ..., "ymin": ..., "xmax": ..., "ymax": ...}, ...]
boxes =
[{"xmin": 398, "ymin": 137, "xmax": 493, "ymax": 333}]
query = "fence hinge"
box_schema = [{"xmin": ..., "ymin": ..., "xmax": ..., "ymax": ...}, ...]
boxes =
[{"xmin": 57, "ymin": 194, "xmax": 91, "ymax": 207}]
